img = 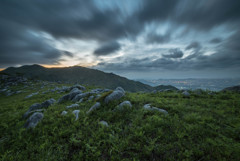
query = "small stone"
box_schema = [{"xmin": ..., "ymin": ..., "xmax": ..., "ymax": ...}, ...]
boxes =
[
  {"xmin": 61, "ymin": 111, "xmax": 68, "ymax": 115},
  {"xmin": 72, "ymin": 110, "xmax": 80, "ymax": 121},
  {"xmin": 25, "ymin": 92, "xmax": 39, "ymax": 99},
  {"xmin": 66, "ymin": 104, "xmax": 79, "ymax": 109}
]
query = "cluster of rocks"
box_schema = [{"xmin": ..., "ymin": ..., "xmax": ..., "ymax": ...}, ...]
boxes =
[
  {"xmin": 61, "ymin": 87, "xmax": 127, "ymax": 125},
  {"xmin": 57, "ymin": 85, "xmax": 110, "ymax": 104},
  {"xmin": 21, "ymin": 84, "xmax": 170, "ymax": 129},
  {"xmin": 0, "ymin": 75, "xmax": 28, "ymax": 86},
  {"xmin": 42, "ymin": 86, "xmax": 70, "ymax": 94},
  {"xmin": 23, "ymin": 98, "xmax": 56, "ymax": 129},
  {"xmin": 0, "ymin": 88, "xmax": 23, "ymax": 96}
]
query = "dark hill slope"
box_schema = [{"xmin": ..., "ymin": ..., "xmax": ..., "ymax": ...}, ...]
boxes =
[
  {"xmin": 154, "ymin": 85, "xmax": 178, "ymax": 91},
  {"xmin": 2, "ymin": 65, "xmax": 154, "ymax": 92}
]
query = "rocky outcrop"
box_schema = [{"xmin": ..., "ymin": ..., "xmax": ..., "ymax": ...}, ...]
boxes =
[
  {"xmin": 143, "ymin": 104, "xmax": 168, "ymax": 115},
  {"xmin": 24, "ymin": 112, "xmax": 44, "ymax": 129},
  {"xmin": 61, "ymin": 111, "xmax": 68, "ymax": 115},
  {"xmin": 23, "ymin": 98, "xmax": 55, "ymax": 118},
  {"xmin": 115, "ymin": 101, "xmax": 132, "ymax": 110},
  {"xmin": 72, "ymin": 92, "xmax": 91, "ymax": 102},
  {"xmin": 72, "ymin": 110, "xmax": 80, "ymax": 121},
  {"xmin": 87, "ymin": 102, "xmax": 101, "ymax": 114},
  {"xmin": 104, "ymin": 87, "xmax": 125, "ymax": 104}
]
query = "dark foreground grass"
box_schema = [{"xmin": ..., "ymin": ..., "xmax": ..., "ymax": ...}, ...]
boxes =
[{"xmin": 0, "ymin": 82, "xmax": 240, "ymax": 160}]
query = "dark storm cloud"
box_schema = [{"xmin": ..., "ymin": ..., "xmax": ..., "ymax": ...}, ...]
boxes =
[
  {"xmin": 1, "ymin": 0, "xmax": 240, "ymax": 70},
  {"xmin": 96, "ymin": 31, "xmax": 240, "ymax": 72},
  {"xmin": 0, "ymin": 22, "xmax": 64, "ymax": 67},
  {"xmin": 93, "ymin": 41, "xmax": 121, "ymax": 56},
  {"xmin": 185, "ymin": 42, "xmax": 202, "ymax": 50},
  {"xmin": 175, "ymin": 0, "xmax": 240, "ymax": 30},
  {"xmin": 137, "ymin": 0, "xmax": 179, "ymax": 22},
  {"xmin": 146, "ymin": 32, "xmax": 171, "ymax": 44},
  {"xmin": 163, "ymin": 48, "xmax": 183, "ymax": 58},
  {"xmin": 210, "ymin": 38, "xmax": 222, "ymax": 44}
]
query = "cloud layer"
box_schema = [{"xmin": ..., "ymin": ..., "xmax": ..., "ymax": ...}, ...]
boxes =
[{"xmin": 0, "ymin": 0, "xmax": 240, "ymax": 78}]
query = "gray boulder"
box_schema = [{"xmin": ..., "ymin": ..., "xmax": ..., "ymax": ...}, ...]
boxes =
[
  {"xmin": 72, "ymin": 92, "xmax": 91, "ymax": 102},
  {"xmin": 70, "ymin": 88, "xmax": 79, "ymax": 93},
  {"xmin": 58, "ymin": 88, "xmax": 83, "ymax": 103},
  {"xmin": 104, "ymin": 87, "xmax": 125, "ymax": 104},
  {"xmin": 71, "ymin": 84, "xmax": 86, "ymax": 91},
  {"xmin": 61, "ymin": 111, "xmax": 68, "ymax": 115},
  {"xmin": 24, "ymin": 112, "xmax": 44, "ymax": 129},
  {"xmin": 23, "ymin": 109, "xmax": 45, "ymax": 119},
  {"xmin": 87, "ymin": 102, "xmax": 101, "ymax": 114},
  {"xmin": 115, "ymin": 87, "xmax": 125, "ymax": 93},
  {"xmin": 27, "ymin": 103, "xmax": 42, "ymax": 111},
  {"xmin": 72, "ymin": 110, "xmax": 80, "ymax": 121},
  {"xmin": 66, "ymin": 104, "xmax": 79, "ymax": 109},
  {"xmin": 69, "ymin": 89, "xmax": 82, "ymax": 100},
  {"xmin": 58, "ymin": 94, "xmax": 71, "ymax": 103},
  {"xmin": 119, "ymin": 101, "xmax": 132, "ymax": 108},
  {"xmin": 115, "ymin": 101, "xmax": 132, "ymax": 111},
  {"xmin": 143, "ymin": 104, "xmax": 168, "ymax": 115},
  {"xmin": 88, "ymin": 95, "xmax": 94, "ymax": 101},
  {"xmin": 41, "ymin": 98, "xmax": 56, "ymax": 108}
]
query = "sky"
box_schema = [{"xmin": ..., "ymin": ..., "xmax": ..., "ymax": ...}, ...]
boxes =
[{"xmin": 0, "ymin": 0, "xmax": 240, "ymax": 79}]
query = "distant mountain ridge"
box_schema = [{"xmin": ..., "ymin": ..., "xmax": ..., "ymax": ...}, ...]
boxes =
[{"xmin": 1, "ymin": 65, "xmax": 177, "ymax": 92}]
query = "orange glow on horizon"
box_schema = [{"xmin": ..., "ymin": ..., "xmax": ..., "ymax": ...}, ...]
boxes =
[{"xmin": 42, "ymin": 62, "xmax": 97, "ymax": 68}]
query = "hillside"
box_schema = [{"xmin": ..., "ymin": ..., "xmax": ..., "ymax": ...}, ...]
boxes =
[
  {"xmin": 0, "ymin": 76, "xmax": 240, "ymax": 160},
  {"xmin": 2, "ymin": 65, "xmax": 154, "ymax": 92},
  {"xmin": 222, "ymin": 85, "xmax": 240, "ymax": 92},
  {"xmin": 154, "ymin": 85, "xmax": 178, "ymax": 91}
]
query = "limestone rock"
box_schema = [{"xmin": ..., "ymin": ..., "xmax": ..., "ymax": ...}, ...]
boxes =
[
  {"xmin": 61, "ymin": 111, "xmax": 68, "ymax": 115},
  {"xmin": 87, "ymin": 102, "xmax": 101, "ymax": 114},
  {"xmin": 66, "ymin": 104, "xmax": 79, "ymax": 109},
  {"xmin": 41, "ymin": 98, "xmax": 56, "ymax": 108},
  {"xmin": 24, "ymin": 112, "xmax": 44, "ymax": 129},
  {"xmin": 72, "ymin": 110, "xmax": 80, "ymax": 121},
  {"xmin": 143, "ymin": 104, "xmax": 168, "ymax": 115},
  {"xmin": 25, "ymin": 92, "xmax": 39, "ymax": 99},
  {"xmin": 104, "ymin": 87, "xmax": 125, "ymax": 104}
]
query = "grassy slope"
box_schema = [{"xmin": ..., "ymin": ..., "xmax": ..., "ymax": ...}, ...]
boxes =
[{"xmin": 0, "ymin": 81, "xmax": 240, "ymax": 161}]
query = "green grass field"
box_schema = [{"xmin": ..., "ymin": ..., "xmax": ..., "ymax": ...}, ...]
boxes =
[{"xmin": 0, "ymin": 81, "xmax": 240, "ymax": 161}]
